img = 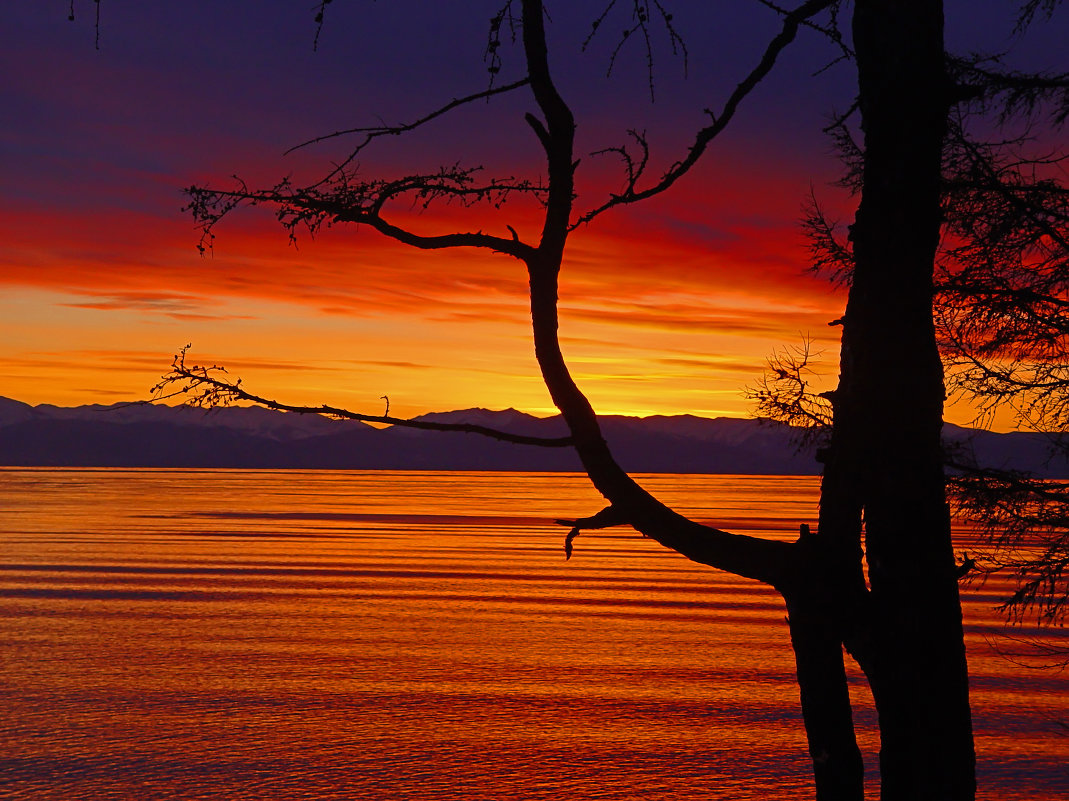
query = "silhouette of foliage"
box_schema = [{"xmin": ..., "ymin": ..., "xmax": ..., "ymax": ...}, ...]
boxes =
[
  {"xmin": 768, "ymin": 7, "xmax": 1069, "ymax": 632},
  {"xmin": 747, "ymin": 337, "xmax": 833, "ymax": 441},
  {"xmin": 951, "ymin": 468, "xmax": 1069, "ymax": 625},
  {"xmin": 185, "ymin": 167, "xmax": 545, "ymax": 258}
]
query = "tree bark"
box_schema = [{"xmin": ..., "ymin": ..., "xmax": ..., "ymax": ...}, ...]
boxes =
[
  {"xmin": 518, "ymin": 0, "xmax": 795, "ymax": 586},
  {"xmin": 843, "ymin": 1, "xmax": 976, "ymax": 797},
  {"xmin": 785, "ymin": 584, "xmax": 866, "ymax": 801}
]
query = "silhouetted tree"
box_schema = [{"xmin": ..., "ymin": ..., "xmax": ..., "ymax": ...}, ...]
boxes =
[
  {"xmin": 146, "ymin": 1, "xmax": 1069, "ymax": 798},
  {"xmin": 771, "ymin": 2, "xmax": 1069, "ymax": 653},
  {"xmin": 814, "ymin": 5, "xmax": 975, "ymax": 797},
  {"xmin": 937, "ymin": 49, "xmax": 1069, "ymax": 633}
]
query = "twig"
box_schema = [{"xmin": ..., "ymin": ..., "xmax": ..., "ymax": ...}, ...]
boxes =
[{"xmin": 153, "ymin": 347, "xmax": 575, "ymax": 449}]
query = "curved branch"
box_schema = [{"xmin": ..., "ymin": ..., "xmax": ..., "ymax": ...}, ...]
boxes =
[
  {"xmin": 153, "ymin": 347, "xmax": 575, "ymax": 448},
  {"xmin": 757, "ymin": 0, "xmax": 853, "ymax": 61},
  {"xmin": 185, "ymin": 175, "xmax": 540, "ymax": 261},
  {"xmin": 336, "ymin": 206, "xmax": 538, "ymax": 260},
  {"xmin": 520, "ymin": 0, "xmax": 795, "ymax": 586},
  {"xmin": 175, "ymin": 0, "xmax": 804, "ymax": 589},
  {"xmin": 573, "ymin": 0, "xmax": 836, "ymax": 228}
]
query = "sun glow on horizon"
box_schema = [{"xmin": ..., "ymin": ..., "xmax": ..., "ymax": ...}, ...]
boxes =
[{"xmin": 2, "ymin": 5, "xmax": 1033, "ymax": 433}]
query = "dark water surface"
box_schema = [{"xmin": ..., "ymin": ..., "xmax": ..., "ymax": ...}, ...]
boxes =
[{"xmin": 1, "ymin": 469, "xmax": 1066, "ymax": 799}]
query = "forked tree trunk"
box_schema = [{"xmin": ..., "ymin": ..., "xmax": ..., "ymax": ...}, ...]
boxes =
[{"xmin": 843, "ymin": 1, "xmax": 976, "ymax": 797}]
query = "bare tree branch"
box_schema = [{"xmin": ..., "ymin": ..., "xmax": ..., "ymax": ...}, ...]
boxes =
[
  {"xmin": 747, "ymin": 337, "xmax": 834, "ymax": 441},
  {"xmin": 582, "ymin": 0, "xmax": 689, "ymax": 102},
  {"xmin": 184, "ymin": 168, "xmax": 543, "ymax": 261},
  {"xmin": 949, "ymin": 466, "xmax": 1069, "ymax": 625},
  {"xmin": 756, "ymin": 0, "xmax": 852, "ymax": 62},
  {"xmin": 572, "ymin": 0, "xmax": 836, "ymax": 228},
  {"xmin": 803, "ymin": 187, "xmax": 855, "ymax": 284},
  {"xmin": 959, "ymin": 64, "xmax": 1069, "ymax": 124},
  {"xmin": 171, "ymin": 0, "xmax": 818, "ymax": 590},
  {"xmin": 285, "ymin": 78, "xmax": 533, "ymax": 186},
  {"xmin": 519, "ymin": 0, "xmax": 796, "ymax": 586},
  {"xmin": 152, "ymin": 346, "xmax": 576, "ymax": 449}
]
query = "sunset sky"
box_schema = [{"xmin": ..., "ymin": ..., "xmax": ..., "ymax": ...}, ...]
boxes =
[{"xmin": 2, "ymin": 2, "xmax": 1062, "ymax": 424}]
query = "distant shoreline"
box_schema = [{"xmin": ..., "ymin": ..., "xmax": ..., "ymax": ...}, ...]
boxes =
[{"xmin": 1, "ymin": 397, "xmax": 1065, "ymax": 478}]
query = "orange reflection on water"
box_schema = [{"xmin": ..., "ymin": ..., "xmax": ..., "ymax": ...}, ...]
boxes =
[{"xmin": 0, "ymin": 469, "xmax": 1066, "ymax": 800}]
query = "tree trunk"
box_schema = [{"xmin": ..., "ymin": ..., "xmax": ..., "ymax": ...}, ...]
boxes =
[
  {"xmin": 842, "ymin": 1, "xmax": 976, "ymax": 797},
  {"xmin": 518, "ymin": 0, "xmax": 795, "ymax": 586},
  {"xmin": 520, "ymin": 0, "xmax": 976, "ymax": 796},
  {"xmin": 785, "ymin": 585, "xmax": 865, "ymax": 801}
]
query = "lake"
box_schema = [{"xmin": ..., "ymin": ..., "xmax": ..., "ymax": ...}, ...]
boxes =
[{"xmin": 1, "ymin": 469, "xmax": 1066, "ymax": 799}]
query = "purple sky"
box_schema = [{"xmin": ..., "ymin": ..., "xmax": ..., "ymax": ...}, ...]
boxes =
[{"xmin": 2, "ymin": 1, "xmax": 1064, "ymax": 422}]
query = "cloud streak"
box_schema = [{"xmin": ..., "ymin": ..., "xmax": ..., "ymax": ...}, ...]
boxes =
[{"xmin": 2, "ymin": 2, "xmax": 862, "ymax": 418}]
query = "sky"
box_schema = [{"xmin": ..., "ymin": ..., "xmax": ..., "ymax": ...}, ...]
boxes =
[{"xmin": 2, "ymin": 1, "xmax": 1065, "ymax": 423}]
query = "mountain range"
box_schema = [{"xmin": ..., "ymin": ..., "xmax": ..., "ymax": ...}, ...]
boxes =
[{"xmin": 0, "ymin": 396, "xmax": 1065, "ymax": 476}]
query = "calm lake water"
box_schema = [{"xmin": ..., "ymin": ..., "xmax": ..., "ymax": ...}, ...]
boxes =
[{"xmin": 1, "ymin": 469, "xmax": 1066, "ymax": 800}]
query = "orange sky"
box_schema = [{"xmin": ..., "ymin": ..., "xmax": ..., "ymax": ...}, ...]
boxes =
[
  {"xmin": 3, "ymin": 2, "xmax": 1049, "ymax": 427},
  {"xmin": 0, "ymin": 154, "xmax": 849, "ymax": 419}
]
